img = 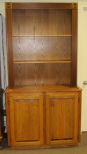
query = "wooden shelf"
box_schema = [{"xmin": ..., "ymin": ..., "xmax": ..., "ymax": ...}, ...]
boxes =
[
  {"xmin": 6, "ymin": 86, "xmax": 81, "ymax": 92},
  {"xmin": 13, "ymin": 60, "xmax": 71, "ymax": 64},
  {"xmin": 12, "ymin": 35, "xmax": 72, "ymax": 37}
]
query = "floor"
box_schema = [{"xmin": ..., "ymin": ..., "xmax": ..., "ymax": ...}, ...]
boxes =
[{"xmin": 0, "ymin": 132, "xmax": 87, "ymax": 154}]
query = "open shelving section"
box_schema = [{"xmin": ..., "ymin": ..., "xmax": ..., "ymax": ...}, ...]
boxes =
[{"xmin": 6, "ymin": 5, "xmax": 75, "ymax": 87}]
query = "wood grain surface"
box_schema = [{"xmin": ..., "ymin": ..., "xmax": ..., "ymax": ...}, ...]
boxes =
[
  {"xmin": 12, "ymin": 9, "xmax": 71, "ymax": 36},
  {"xmin": 14, "ymin": 63, "xmax": 71, "ymax": 86},
  {"xmin": 13, "ymin": 36, "xmax": 71, "ymax": 61}
]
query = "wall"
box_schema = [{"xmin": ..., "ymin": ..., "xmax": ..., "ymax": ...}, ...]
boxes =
[
  {"xmin": 78, "ymin": 1, "xmax": 87, "ymax": 131},
  {"xmin": 0, "ymin": 0, "xmax": 87, "ymax": 131}
]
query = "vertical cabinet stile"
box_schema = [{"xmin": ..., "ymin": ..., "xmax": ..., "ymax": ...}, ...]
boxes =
[{"xmin": 6, "ymin": 3, "xmax": 14, "ymax": 87}]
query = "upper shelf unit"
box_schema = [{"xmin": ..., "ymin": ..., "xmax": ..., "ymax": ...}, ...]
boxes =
[{"xmin": 6, "ymin": 3, "xmax": 77, "ymax": 87}]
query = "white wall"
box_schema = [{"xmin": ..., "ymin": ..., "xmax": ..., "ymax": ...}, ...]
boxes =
[
  {"xmin": 0, "ymin": 2, "xmax": 5, "ymax": 15},
  {"xmin": 78, "ymin": 1, "xmax": 87, "ymax": 131},
  {"xmin": 0, "ymin": 0, "xmax": 87, "ymax": 131}
]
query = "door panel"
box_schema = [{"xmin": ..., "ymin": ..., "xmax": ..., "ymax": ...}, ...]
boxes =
[
  {"xmin": 49, "ymin": 97, "xmax": 74, "ymax": 140},
  {"xmin": 15, "ymin": 99, "xmax": 40, "ymax": 141},
  {"xmin": 7, "ymin": 93, "xmax": 44, "ymax": 146},
  {"xmin": 46, "ymin": 92, "xmax": 80, "ymax": 145}
]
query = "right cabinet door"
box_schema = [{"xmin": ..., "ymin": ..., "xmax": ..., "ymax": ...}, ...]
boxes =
[{"xmin": 46, "ymin": 92, "xmax": 81, "ymax": 146}]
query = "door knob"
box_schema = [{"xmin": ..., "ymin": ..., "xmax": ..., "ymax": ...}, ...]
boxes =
[{"xmin": 83, "ymin": 81, "xmax": 87, "ymax": 85}]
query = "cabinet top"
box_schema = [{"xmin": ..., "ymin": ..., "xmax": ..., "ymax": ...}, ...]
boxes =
[{"xmin": 5, "ymin": 2, "xmax": 77, "ymax": 10}]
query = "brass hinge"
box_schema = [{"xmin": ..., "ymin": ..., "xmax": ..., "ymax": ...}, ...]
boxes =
[
  {"xmin": 72, "ymin": 3, "xmax": 77, "ymax": 9},
  {"xmin": 6, "ymin": 3, "xmax": 12, "ymax": 9}
]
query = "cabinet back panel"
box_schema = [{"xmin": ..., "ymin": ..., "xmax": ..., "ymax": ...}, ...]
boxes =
[
  {"xmin": 12, "ymin": 9, "xmax": 71, "ymax": 36},
  {"xmin": 13, "ymin": 37, "xmax": 71, "ymax": 61},
  {"xmin": 14, "ymin": 63, "xmax": 71, "ymax": 86}
]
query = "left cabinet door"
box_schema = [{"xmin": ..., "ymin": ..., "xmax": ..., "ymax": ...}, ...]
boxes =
[{"xmin": 6, "ymin": 92, "xmax": 44, "ymax": 147}]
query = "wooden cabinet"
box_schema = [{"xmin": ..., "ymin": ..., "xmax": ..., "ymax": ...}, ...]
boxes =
[
  {"xmin": 5, "ymin": 2, "xmax": 81, "ymax": 148},
  {"xmin": 6, "ymin": 92, "xmax": 44, "ymax": 146},
  {"xmin": 6, "ymin": 87, "xmax": 81, "ymax": 147},
  {"xmin": 46, "ymin": 92, "xmax": 81, "ymax": 146}
]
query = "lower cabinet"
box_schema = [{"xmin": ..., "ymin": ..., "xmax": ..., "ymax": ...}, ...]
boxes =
[{"xmin": 6, "ymin": 88, "xmax": 81, "ymax": 148}]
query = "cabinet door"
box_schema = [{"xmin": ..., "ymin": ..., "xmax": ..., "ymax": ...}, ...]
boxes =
[
  {"xmin": 6, "ymin": 92, "xmax": 44, "ymax": 146},
  {"xmin": 46, "ymin": 92, "xmax": 80, "ymax": 146}
]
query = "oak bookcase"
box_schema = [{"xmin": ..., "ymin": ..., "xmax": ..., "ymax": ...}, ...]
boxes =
[{"xmin": 6, "ymin": 3, "xmax": 81, "ymax": 148}]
